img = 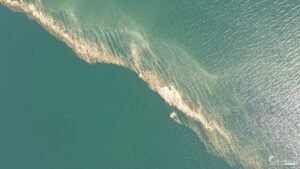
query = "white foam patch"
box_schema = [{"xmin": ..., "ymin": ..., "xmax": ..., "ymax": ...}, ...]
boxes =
[
  {"xmin": 0, "ymin": 1, "xmax": 265, "ymax": 168},
  {"xmin": 1, "ymin": 0, "xmax": 125, "ymax": 66},
  {"xmin": 169, "ymin": 111, "xmax": 183, "ymax": 125}
]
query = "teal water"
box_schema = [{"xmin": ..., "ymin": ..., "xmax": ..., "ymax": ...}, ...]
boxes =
[
  {"xmin": 1, "ymin": 0, "xmax": 299, "ymax": 169},
  {"xmin": 0, "ymin": 5, "xmax": 231, "ymax": 169}
]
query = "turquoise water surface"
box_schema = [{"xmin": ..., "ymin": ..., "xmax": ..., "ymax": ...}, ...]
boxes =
[
  {"xmin": 1, "ymin": 0, "xmax": 299, "ymax": 169},
  {"xmin": 0, "ymin": 5, "xmax": 231, "ymax": 169}
]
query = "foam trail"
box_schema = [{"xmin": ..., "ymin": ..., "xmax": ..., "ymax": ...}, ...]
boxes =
[
  {"xmin": 169, "ymin": 112, "xmax": 182, "ymax": 125},
  {"xmin": 0, "ymin": 0, "xmax": 266, "ymax": 168},
  {"xmin": 0, "ymin": 0, "xmax": 125, "ymax": 65}
]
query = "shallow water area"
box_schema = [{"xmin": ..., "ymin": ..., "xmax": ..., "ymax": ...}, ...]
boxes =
[{"xmin": 1, "ymin": 0, "xmax": 299, "ymax": 168}]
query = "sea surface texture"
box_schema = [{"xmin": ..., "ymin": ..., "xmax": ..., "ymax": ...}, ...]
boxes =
[{"xmin": 0, "ymin": 0, "xmax": 299, "ymax": 169}]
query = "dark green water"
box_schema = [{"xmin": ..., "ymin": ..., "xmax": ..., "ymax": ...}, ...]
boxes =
[{"xmin": 0, "ymin": 6, "xmax": 232, "ymax": 169}]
